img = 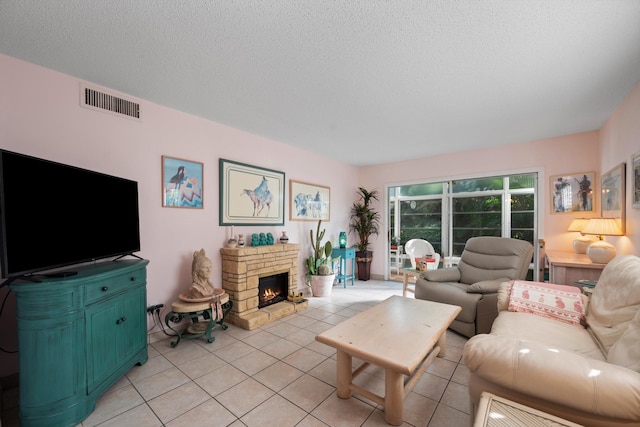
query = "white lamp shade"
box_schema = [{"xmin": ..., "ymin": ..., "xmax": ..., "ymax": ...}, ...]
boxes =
[
  {"xmin": 568, "ymin": 218, "xmax": 590, "ymax": 232},
  {"xmin": 587, "ymin": 240, "xmax": 617, "ymax": 264},
  {"xmin": 581, "ymin": 218, "xmax": 623, "ymax": 236}
]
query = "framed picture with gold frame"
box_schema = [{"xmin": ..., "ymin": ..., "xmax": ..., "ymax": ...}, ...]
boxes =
[
  {"xmin": 289, "ymin": 180, "xmax": 330, "ymax": 221},
  {"xmin": 632, "ymin": 151, "xmax": 640, "ymax": 209},
  {"xmin": 550, "ymin": 172, "xmax": 595, "ymax": 214},
  {"xmin": 601, "ymin": 162, "xmax": 626, "ymax": 232}
]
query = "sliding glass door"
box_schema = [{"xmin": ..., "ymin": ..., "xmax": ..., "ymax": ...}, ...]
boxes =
[{"xmin": 388, "ymin": 172, "xmax": 538, "ymax": 278}]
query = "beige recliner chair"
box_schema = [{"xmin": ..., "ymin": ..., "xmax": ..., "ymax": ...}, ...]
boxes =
[{"xmin": 414, "ymin": 236, "xmax": 533, "ymax": 337}]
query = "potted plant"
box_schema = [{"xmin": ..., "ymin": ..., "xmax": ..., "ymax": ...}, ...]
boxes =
[
  {"xmin": 349, "ymin": 187, "xmax": 381, "ymax": 281},
  {"xmin": 305, "ymin": 219, "xmax": 339, "ymax": 296},
  {"xmin": 390, "ymin": 235, "xmax": 400, "ymax": 250}
]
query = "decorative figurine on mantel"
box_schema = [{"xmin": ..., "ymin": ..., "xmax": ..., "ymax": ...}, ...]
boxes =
[
  {"xmin": 184, "ymin": 248, "xmax": 216, "ymax": 299},
  {"xmin": 227, "ymin": 225, "xmax": 238, "ymax": 248}
]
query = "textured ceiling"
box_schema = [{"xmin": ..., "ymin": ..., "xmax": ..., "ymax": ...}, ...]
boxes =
[{"xmin": 2, "ymin": 1, "xmax": 640, "ymax": 166}]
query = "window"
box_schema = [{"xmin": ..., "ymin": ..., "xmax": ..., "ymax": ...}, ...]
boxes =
[{"xmin": 389, "ymin": 173, "xmax": 537, "ymax": 278}]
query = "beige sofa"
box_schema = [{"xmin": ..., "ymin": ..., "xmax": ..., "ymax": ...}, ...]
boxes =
[
  {"xmin": 415, "ymin": 236, "xmax": 533, "ymax": 337},
  {"xmin": 463, "ymin": 254, "xmax": 640, "ymax": 427}
]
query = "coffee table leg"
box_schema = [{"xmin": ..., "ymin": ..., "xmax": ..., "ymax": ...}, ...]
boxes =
[
  {"xmin": 436, "ymin": 332, "xmax": 447, "ymax": 357},
  {"xmin": 336, "ymin": 350, "xmax": 352, "ymax": 399},
  {"xmin": 402, "ymin": 272, "xmax": 408, "ymax": 297},
  {"xmin": 385, "ymin": 369, "xmax": 404, "ymax": 426}
]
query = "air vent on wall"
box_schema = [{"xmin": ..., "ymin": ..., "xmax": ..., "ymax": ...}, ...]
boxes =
[{"xmin": 80, "ymin": 83, "xmax": 141, "ymax": 120}]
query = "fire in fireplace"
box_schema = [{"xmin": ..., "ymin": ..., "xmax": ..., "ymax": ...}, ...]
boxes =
[{"xmin": 258, "ymin": 272, "xmax": 289, "ymax": 308}]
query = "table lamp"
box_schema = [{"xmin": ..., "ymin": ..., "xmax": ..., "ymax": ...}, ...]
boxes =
[
  {"xmin": 581, "ymin": 218, "xmax": 623, "ymax": 263},
  {"xmin": 567, "ymin": 218, "xmax": 596, "ymax": 254}
]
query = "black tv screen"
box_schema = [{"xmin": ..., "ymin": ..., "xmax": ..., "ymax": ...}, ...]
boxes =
[{"xmin": 0, "ymin": 149, "xmax": 141, "ymax": 278}]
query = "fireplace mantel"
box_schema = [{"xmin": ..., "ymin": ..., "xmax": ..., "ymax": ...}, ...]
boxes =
[{"xmin": 220, "ymin": 244, "xmax": 307, "ymax": 329}]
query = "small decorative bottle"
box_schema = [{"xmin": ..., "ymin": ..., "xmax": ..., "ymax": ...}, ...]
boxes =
[
  {"xmin": 237, "ymin": 234, "xmax": 245, "ymax": 247},
  {"xmin": 339, "ymin": 232, "xmax": 347, "ymax": 248},
  {"xmin": 279, "ymin": 231, "xmax": 289, "ymax": 244},
  {"xmin": 227, "ymin": 226, "xmax": 238, "ymax": 248}
]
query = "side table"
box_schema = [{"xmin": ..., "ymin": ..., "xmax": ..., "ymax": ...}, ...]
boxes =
[
  {"xmin": 545, "ymin": 250, "xmax": 605, "ymax": 285},
  {"xmin": 401, "ymin": 267, "xmax": 423, "ymax": 297},
  {"xmin": 474, "ymin": 392, "xmax": 583, "ymax": 426},
  {"xmin": 164, "ymin": 293, "xmax": 232, "ymax": 347},
  {"xmin": 332, "ymin": 247, "xmax": 355, "ymax": 287}
]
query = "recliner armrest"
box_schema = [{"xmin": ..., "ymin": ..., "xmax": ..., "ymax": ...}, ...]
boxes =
[
  {"xmin": 463, "ymin": 334, "xmax": 640, "ymax": 421},
  {"xmin": 421, "ymin": 267, "xmax": 460, "ymax": 282},
  {"xmin": 466, "ymin": 278, "xmax": 509, "ymax": 294}
]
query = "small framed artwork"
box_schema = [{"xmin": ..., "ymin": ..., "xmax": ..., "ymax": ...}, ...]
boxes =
[
  {"xmin": 601, "ymin": 162, "xmax": 626, "ymax": 231},
  {"xmin": 162, "ymin": 155, "xmax": 203, "ymax": 208},
  {"xmin": 550, "ymin": 171, "xmax": 595, "ymax": 214},
  {"xmin": 219, "ymin": 158, "xmax": 285, "ymax": 225},
  {"xmin": 289, "ymin": 180, "xmax": 331, "ymax": 221},
  {"xmin": 632, "ymin": 151, "xmax": 640, "ymax": 209}
]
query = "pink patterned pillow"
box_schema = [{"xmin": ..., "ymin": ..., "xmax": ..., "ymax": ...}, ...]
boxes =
[{"xmin": 508, "ymin": 280, "xmax": 585, "ymax": 326}]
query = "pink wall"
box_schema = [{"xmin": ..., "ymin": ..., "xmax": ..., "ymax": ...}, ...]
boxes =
[
  {"xmin": 599, "ymin": 79, "xmax": 640, "ymax": 256},
  {"xmin": 0, "ymin": 54, "xmax": 357, "ymax": 376},
  {"xmin": 1, "ymin": 53, "xmax": 637, "ymax": 378},
  {"xmin": 358, "ymin": 132, "xmax": 606, "ymax": 276}
]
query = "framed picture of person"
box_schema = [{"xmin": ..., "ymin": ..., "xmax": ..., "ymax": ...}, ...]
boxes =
[
  {"xmin": 219, "ymin": 158, "xmax": 285, "ymax": 225},
  {"xmin": 162, "ymin": 155, "xmax": 203, "ymax": 208},
  {"xmin": 550, "ymin": 172, "xmax": 595, "ymax": 214}
]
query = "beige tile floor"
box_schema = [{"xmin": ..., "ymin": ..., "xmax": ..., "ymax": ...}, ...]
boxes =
[{"xmin": 2, "ymin": 278, "xmax": 471, "ymax": 427}]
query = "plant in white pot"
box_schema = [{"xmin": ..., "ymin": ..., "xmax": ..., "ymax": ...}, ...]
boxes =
[{"xmin": 305, "ymin": 220, "xmax": 339, "ymax": 297}]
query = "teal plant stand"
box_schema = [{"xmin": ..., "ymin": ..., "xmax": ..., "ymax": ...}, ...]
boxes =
[{"xmin": 331, "ymin": 247, "xmax": 356, "ymax": 287}]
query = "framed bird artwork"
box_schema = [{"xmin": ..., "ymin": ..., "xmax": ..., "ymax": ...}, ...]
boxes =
[
  {"xmin": 162, "ymin": 155, "xmax": 204, "ymax": 208},
  {"xmin": 219, "ymin": 158, "xmax": 285, "ymax": 225}
]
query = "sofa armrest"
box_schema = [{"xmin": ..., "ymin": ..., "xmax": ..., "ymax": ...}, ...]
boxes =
[
  {"xmin": 463, "ymin": 334, "xmax": 640, "ymax": 421},
  {"xmin": 421, "ymin": 267, "xmax": 460, "ymax": 282}
]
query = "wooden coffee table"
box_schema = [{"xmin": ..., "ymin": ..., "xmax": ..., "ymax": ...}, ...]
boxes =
[{"xmin": 315, "ymin": 295, "xmax": 461, "ymax": 425}]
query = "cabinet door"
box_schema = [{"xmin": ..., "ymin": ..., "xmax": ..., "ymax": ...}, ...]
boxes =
[
  {"xmin": 85, "ymin": 285, "xmax": 146, "ymax": 393},
  {"xmin": 18, "ymin": 315, "xmax": 84, "ymax": 410}
]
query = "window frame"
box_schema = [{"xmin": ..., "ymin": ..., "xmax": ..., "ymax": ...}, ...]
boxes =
[{"xmin": 386, "ymin": 168, "xmax": 541, "ymax": 279}]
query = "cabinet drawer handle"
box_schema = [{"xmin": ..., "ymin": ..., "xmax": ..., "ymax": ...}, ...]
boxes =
[
  {"xmin": 116, "ymin": 316, "xmax": 126, "ymax": 324},
  {"xmin": 102, "ymin": 286, "xmax": 109, "ymax": 292},
  {"xmin": 130, "ymin": 276, "xmax": 136, "ymax": 282}
]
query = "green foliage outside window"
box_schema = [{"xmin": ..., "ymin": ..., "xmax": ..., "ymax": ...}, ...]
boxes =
[{"xmin": 390, "ymin": 174, "xmax": 536, "ymax": 267}]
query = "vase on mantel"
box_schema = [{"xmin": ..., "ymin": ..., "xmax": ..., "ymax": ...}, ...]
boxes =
[
  {"xmin": 237, "ymin": 234, "xmax": 245, "ymax": 247},
  {"xmin": 279, "ymin": 231, "xmax": 289, "ymax": 244}
]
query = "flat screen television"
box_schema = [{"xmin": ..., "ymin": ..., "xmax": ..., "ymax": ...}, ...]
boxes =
[{"xmin": 0, "ymin": 149, "xmax": 141, "ymax": 279}]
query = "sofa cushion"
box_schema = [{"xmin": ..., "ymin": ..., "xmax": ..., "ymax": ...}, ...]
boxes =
[
  {"xmin": 491, "ymin": 310, "xmax": 605, "ymax": 360},
  {"xmin": 414, "ymin": 281, "xmax": 481, "ymax": 323},
  {"xmin": 607, "ymin": 309, "xmax": 640, "ymax": 373},
  {"xmin": 587, "ymin": 255, "xmax": 640, "ymax": 353},
  {"xmin": 507, "ymin": 280, "xmax": 585, "ymax": 326}
]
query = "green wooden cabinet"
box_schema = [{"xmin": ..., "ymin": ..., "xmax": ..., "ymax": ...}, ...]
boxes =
[{"xmin": 10, "ymin": 259, "xmax": 149, "ymax": 427}]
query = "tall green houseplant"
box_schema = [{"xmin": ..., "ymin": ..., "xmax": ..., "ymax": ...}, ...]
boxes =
[{"xmin": 349, "ymin": 187, "xmax": 380, "ymax": 281}]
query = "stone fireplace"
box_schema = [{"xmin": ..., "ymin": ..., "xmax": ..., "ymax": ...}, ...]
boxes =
[{"xmin": 220, "ymin": 244, "xmax": 308, "ymax": 330}]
